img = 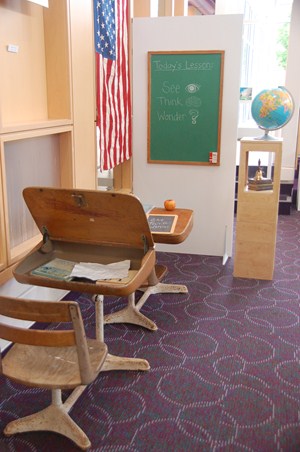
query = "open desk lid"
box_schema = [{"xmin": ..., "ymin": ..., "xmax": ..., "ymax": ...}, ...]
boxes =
[{"xmin": 23, "ymin": 187, "xmax": 154, "ymax": 251}]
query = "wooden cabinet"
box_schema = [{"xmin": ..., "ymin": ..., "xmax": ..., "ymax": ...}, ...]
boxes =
[
  {"xmin": 0, "ymin": 0, "xmax": 96, "ymax": 285},
  {"xmin": 233, "ymin": 138, "xmax": 282, "ymax": 280}
]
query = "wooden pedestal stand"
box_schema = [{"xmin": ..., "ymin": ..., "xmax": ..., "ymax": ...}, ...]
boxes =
[{"xmin": 233, "ymin": 137, "xmax": 282, "ymax": 280}]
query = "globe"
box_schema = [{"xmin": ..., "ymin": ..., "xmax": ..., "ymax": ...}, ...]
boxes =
[{"xmin": 251, "ymin": 87, "xmax": 294, "ymax": 139}]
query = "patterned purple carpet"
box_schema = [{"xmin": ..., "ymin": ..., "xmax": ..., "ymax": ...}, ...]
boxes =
[{"xmin": 1, "ymin": 209, "xmax": 300, "ymax": 451}]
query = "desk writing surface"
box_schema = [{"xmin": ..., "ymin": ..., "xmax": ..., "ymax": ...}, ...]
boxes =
[{"xmin": 149, "ymin": 208, "xmax": 193, "ymax": 244}]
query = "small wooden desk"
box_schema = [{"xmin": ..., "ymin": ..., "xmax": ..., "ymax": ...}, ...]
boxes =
[
  {"xmin": 149, "ymin": 207, "xmax": 194, "ymax": 245},
  {"xmin": 104, "ymin": 207, "xmax": 194, "ymax": 331}
]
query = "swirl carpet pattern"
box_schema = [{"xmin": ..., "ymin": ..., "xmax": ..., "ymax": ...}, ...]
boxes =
[{"xmin": 0, "ymin": 210, "xmax": 299, "ymax": 451}]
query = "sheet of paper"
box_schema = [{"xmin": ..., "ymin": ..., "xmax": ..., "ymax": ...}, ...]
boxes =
[{"xmin": 70, "ymin": 260, "xmax": 130, "ymax": 281}]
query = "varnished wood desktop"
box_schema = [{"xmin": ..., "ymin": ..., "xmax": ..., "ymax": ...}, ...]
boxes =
[{"xmin": 149, "ymin": 207, "xmax": 194, "ymax": 245}]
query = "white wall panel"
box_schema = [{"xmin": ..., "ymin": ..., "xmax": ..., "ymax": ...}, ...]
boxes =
[{"xmin": 132, "ymin": 15, "xmax": 243, "ymax": 257}]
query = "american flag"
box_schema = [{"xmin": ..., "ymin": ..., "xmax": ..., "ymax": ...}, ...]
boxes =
[{"xmin": 94, "ymin": 0, "xmax": 132, "ymax": 172}]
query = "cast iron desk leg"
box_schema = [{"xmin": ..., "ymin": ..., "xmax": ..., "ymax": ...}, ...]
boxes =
[
  {"xmin": 93, "ymin": 295, "xmax": 150, "ymax": 372},
  {"xmin": 104, "ymin": 266, "xmax": 188, "ymax": 331}
]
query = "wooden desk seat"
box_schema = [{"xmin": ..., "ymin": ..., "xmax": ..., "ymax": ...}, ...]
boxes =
[
  {"xmin": 14, "ymin": 188, "xmax": 156, "ymax": 372},
  {"xmin": 0, "ymin": 296, "xmax": 107, "ymax": 450}
]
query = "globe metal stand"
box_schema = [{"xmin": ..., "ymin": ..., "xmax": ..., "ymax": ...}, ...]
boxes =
[{"xmin": 254, "ymin": 129, "xmax": 278, "ymax": 140}]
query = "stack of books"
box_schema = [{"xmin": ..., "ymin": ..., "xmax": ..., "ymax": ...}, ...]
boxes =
[{"xmin": 248, "ymin": 178, "xmax": 273, "ymax": 191}]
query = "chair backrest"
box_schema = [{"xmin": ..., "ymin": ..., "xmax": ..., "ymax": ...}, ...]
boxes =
[{"xmin": 0, "ymin": 296, "xmax": 94, "ymax": 384}]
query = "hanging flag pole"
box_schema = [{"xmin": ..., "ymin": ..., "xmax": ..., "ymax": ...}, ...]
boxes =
[{"xmin": 94, "ymin": 0, "xmax": 132, "ymax": 172}]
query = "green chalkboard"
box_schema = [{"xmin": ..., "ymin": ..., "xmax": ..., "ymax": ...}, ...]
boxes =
[{"xmin": 148, "ymin": 51, "xmax": 224, "ymax": 165}]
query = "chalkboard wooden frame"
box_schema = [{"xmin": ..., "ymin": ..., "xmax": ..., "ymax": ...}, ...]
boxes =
[
  {"xmin": 148, "ymin": 50, "xmax": 224, "ymax": 166},
  {"xmin": 147, "ymin": 214, "xmax": 178, "ymax": 234}
]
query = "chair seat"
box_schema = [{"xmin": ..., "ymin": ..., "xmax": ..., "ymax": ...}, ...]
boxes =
[{"xmin": 2, "ymin": 338, "xmax": 106, "ymax": 390}]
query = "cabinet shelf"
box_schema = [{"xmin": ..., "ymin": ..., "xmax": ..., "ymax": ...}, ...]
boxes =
[
  {"xmin": 0, "ymin": 0, "xmax": 71, "ymax": 129},
  {"xmin": 0, "ymin": 119, "xmax": 73, "ymax": 135},
  {"xmin": 0, "ymin": 0, "xmax": 96, "ymax": 286},
  {"xmin": 0, "ymin": 0, "xmax": 74, "ymax": 282},
  {"xmin": 9, "ymin": 235, "xmax": 42, "ymax": 266},
  {"xmin": 0, "ymin": 126, "xmax": 74, "ymax": 269}
]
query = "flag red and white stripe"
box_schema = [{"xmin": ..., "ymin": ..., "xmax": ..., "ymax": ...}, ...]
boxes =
[{"xmin": 94, "ymin": 0, "xmax": 132, "ymax": 171}]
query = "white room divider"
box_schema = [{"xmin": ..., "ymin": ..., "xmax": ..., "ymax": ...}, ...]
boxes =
[{"xmin": 132, "ymin": 14, "xmax": 243, "ymax": 259}]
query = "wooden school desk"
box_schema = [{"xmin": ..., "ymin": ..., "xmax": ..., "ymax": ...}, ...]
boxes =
[
  {"xmin": 14, "ymin": 189, "xmax": 193, "ymax": 373},
  {"xmin": 104, "ymin": 207, "xmax": 194, "ymax": 331}
]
